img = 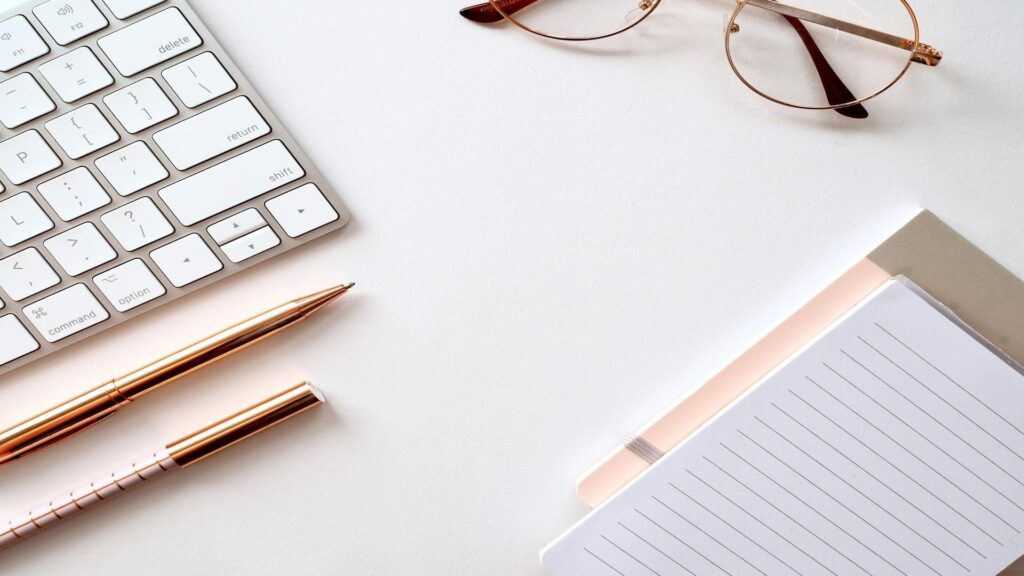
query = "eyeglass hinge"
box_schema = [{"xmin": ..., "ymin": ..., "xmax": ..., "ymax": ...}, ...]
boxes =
[{"xmin": 903, "ymin": 40, "xmax": 943, "ymax": 66}]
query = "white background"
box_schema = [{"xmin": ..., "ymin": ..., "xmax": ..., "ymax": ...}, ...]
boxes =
[{"xmin": 1, "ymin": 1, "xmax": 1022, "ymax": 574}]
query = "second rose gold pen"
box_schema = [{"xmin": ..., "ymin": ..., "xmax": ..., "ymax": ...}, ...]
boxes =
[{"xmin": 0, "ymin": 283, "xmax": 354, "ymax": 467}]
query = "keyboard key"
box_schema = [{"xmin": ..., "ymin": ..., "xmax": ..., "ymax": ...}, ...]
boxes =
[
  {"xmin": 94, "ymin": 258, "xmax": 165, "ymax": 311},
  {"xmin": 97, "ymin": 8, "xmax": 201, "ymax": 77},
  {"xmin": 221, "ymin": 226, "xmax": 279, "ymax": 263},
  {"xmin": 0, "ymin": 74, "xmax": 56, "ymax": 129},
  {"xmin": 0, "ymin": 192, "xmax": 55, "ymax": 247},
  {"xmin": 95, "ymin": 141, "xmax": 168, "ymax": 196},
  {"xmin": 43, "ymin": 222, "xmax": 117, "ymax": 276},
  {"xmin": 266, "ymin": 184, "xmax": 339, "ymax": 238},
  {"xmin": 24, "ymin": 283, "xmax": 109, "ymax": 343},
  {"xmin": 103, "ymin": 77, "xmax": 177, "ymax": 133},
  {"xmin": 38, "ymin": 167, "xmax": 112, "ymax": 221},
  {"xmin": 208, "ymin": 208, "xmax": 266, "ymax": 245},
  {"xmin": 0, "ymin": 247, "xmax": 60, "ymax": 301},
  {"xmin": 0, "ymin": 131, "xmax": 62, "ymax": 185},
  {"xmin": 162, "ymin": 51, "xmax": 236, "ymax": 108},
  {"xmin": 0, "ymin": 16, "xmax": 50, "ymax": 72},
  {"xmin": 150, "ymin": 233, "xmax": 221, "ymax": 288},
  {"xmin": 100, "ymin": 195, "xmax": 172, "ymax": 250},
  {"xmin": 33, "ymin": 0, "xmax": 109, "ymax": 46},
  {"xmin": 102, "ymin": 0, "xmax": 165, "ymax": 19},
  {"xmin": 0, "ymin": 315, "xmax": 40, "ymax": 366},
  {"xmin": 159, "ymin": 140, "xmax": 304, "ymax": 226},
  {"xmin": 38, "ymin": 47, "xmax": 114, "ymax": 103},
  {"xmin": 45, "ymin": 103, "xmax": 120, "ymax": 159},
  {"xmin": 153, "ymin": 96, "xmax": 270, "ymax": 170}
]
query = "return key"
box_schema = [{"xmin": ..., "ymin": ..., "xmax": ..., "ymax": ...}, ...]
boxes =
[{"xmin": 153, "ymin": 96, "xmax": 272, "ymax": 170}]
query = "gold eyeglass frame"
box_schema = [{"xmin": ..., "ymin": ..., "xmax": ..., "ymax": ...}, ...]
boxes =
[{"xmin": 465, "ymin": 0, "xmax": 944, "ymax": 114}]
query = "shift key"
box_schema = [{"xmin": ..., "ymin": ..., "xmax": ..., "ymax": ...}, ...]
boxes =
[
  {"xmin": 159, "ymin": 140, "xmax": 305, "ymax": 226},
  {"xmin": 98, "ymin": 8, "xmax": 201, "ymax": 76},
  {"xmin": 24, "ymin": 284, "xmax": 110, "ymax": 343}
]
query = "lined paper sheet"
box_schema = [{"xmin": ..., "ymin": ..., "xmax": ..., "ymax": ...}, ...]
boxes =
[{"xmin": 543, "ymin": 279, "xmax": 1024, "ymax": 576}]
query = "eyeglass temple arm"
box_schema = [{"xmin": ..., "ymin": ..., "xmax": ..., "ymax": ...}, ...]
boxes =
[
  {"xmin": 744, "ymin": 0, "xmax": 943, "ymax": 66},
  {"xmin": 779, "ymin": 13, "xmax": 867, "ymax": 118},
  {"xmin": 460, "ymin": 0, "xmax": 539, "ymax": 24}
]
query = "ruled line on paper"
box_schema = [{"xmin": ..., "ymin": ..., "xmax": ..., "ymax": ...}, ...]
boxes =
[
  {"xmin": 585, "ymin": 547, "xmax": 627, "ymax": 576},
  {"xmin": 653, "ymin": 492, "xmax": 767, "ymax": 576},
  {"xmin": 814, "ymin": 368, "xmax": 1024, "ymax": 528},
  {"xmin": 685, "ymin": 470, "xmax": 839, "ymax": 576},
  {"xmin": 827, "ymin": 357, "xmax": 1024, "ymax": 527},
  {"xmin": 621, "ymin": 517, "xmax": 698, "ymax": 576},
  {"xmin": 788, "ymin": 386, "xmax": 1005, "ymax": 549},
  {"xmin": 542, "ymin": 281, "xmax": 1024, "ymax": 576},
  {"xmin": 841, "ymin": 349, "xmax": 1024, "ymax": 495},
  {"xmin": 735, "ymin": 425, "xmax": 974, "ymax": 569},
  {"xmin": 602, "ymin": 534, "xmax": 664, "ymax": 576},
  {"xmin": 636, "ymin": 505, "xmax": 730, "ymax": 575},
  {"xmin": 875, "ymin": 322, "xmax": 1024, "ymax": 441},
  {"xmin": 718, "ymin": 440, "xmax": 917, "ymax": 575},
  {"xmin": 668, "ymin": 482, "xmax": 806, "ymax": 576},
  {"xmin": 859, "ymin": 335, "xmax": 1024, "ymax": 464},
  {"xmin": 702, "ymin": 456, "xmax": 874, "ymax": 576},
  {"xmin": 770, "ymin": 400, "xmax": 992, "ymax": 562}
]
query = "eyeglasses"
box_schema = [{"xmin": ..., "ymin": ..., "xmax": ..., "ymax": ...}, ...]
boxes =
[{"xmin": 459, "ymin": 0, "xmax": 943, "ymax": 119}]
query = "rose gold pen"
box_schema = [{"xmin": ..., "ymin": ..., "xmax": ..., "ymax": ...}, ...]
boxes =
[
  {"xmin": 0, "ymin": 381, "xmax": 325, "ymax": 550},
  {"xmin": 0, "ymin": 283, "xmax": 354, "ymax": 467}
]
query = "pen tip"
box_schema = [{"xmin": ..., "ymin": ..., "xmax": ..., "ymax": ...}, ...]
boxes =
[{"xmin": 296, "ymin": 283, "xmax": 356, "ymax": 316}]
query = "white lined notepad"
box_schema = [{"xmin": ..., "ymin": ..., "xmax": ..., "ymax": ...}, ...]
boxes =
[{"xmin": 543, "ymin": 279, "xmax": 1024, "ymax": 576}]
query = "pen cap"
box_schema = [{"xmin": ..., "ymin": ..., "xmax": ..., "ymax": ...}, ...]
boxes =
[{"xmin": 166, "ymin": 382, "xmax": 325, "ymax": 467}]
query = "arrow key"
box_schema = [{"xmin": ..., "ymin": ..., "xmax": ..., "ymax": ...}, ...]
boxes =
[
  {"xmin": 208, "ymin": 208, "xmax": 266, "ymax": 246},
  {"xmin": 220, "ymin": 226, "xmax": 279, "ymax": 264},
  {"xmin": 150, "ymin": 233, "xmax": 222, "ymax": 288},
  {"xmin": 265, "ymin": 183, "xmax": 338, "ymax": 238}
]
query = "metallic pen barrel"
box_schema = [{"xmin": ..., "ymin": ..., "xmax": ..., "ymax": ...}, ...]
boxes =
[
  {"xmin": 0, "ymin": 382, "xmax": 325, "ymax": 551},
  {"xmin": 0, "ymin": 284, "xmax": 352, "ymax": 466}
]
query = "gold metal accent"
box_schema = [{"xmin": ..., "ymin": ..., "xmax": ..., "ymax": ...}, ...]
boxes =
[
  {"xmin": 132, "ymin": 463, "xmax": 147, "ymax": 483},
  {"xmin": 910, "ymin": 42, "xmax": 943, "ymax": 66},
  {"xmin": 167, "ymin": 382, "xmax": 325, "ymax": 467},
  {"xmin": 0, "ymin": 284, "xmax": 353, "ymax": 467}
]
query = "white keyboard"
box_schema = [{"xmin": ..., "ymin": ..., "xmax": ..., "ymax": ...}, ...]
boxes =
[{"xmin": 0, "ymin": 0, "xmax": 349, "ymax": 376}]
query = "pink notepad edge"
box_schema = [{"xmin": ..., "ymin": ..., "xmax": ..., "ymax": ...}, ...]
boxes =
[
  {"xmin": 577, "ymin": 210, "xmax": 1024, "ymax": 518},
  {"xmin": 575, "ymin": 257, "xmax": 890, "ymax": 505}
]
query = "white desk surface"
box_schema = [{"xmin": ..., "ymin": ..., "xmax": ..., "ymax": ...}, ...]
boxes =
[{"xmin": 2, "ymin": 1, "xmax": 1022, "ymax": 574}]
